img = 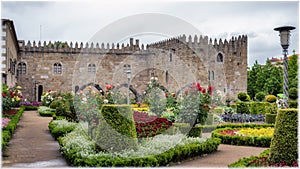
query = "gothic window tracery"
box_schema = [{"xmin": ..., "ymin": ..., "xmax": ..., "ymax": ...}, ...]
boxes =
[{"xmin": 53, "ymin": 62, "xmax": 62, "ymax": 74}]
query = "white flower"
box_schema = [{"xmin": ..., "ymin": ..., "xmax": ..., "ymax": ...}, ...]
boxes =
[
  {"xmin": 154, "ymin": 77, "xmax": 158, "ymax": 81},
  {"xmin": 103, "ymin": 99, "xmax": 109, "ymax": 104}
]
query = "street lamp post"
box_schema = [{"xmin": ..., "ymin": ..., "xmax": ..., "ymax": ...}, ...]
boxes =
[
  {"xmin": 274, "ymin": 26, "xmax": 296, "ymax": 108},
  {"xmin": 123, "ymin": 64, "xmax": 132, "ymax": 105}
]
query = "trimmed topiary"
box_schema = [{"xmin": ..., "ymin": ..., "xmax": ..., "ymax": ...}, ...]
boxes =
[
  {"xmin": 268, "ymin": 109, "xmax": 298, "ymax": 165},
  {"xmin": 288, "ymin": 100, "xmax": 298, "ymax": 108},
  {"xmin": 238, "ymin": 92, "xmax": 248, "ymax": 101},
  {"xmin": 265, "ymin": 113, "xmax": 277, "ymax": 124},
  {"xmin": 255, "ymin": 92, "xmax": 265, "ymax": 101},
  {"xmin": 288, "ymin": 87, "xmax": 298, "ymax": 100},
  {"xmin": 236, "ymin": 102, "xmax": 250, "ymax": 114},
  {"xmin": 95, "ymin": 104, "xmax": 138, "ymax": 152},
  {"xmin": 265, "ymin": 95, "xmax": 277, "ymax": 103}
]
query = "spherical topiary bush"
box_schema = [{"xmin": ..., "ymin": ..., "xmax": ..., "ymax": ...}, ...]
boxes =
[
  {"xmin": 265, "ymin": 95, "xmax": 277, "ymax": 103},
  {"xmin": 238, "ymin": 92, "xmax": 248, "ymax": 101},
  {"xmin": 255, "ymin": 92, "xmax": 265, "ymax": 101},
  {"xmin": 289, "ymin": 87, "xmax": 298, "ymax": 100},
  {"xmin": 268, "ymin": 109, "xmax": 298, "ymax": 165}
]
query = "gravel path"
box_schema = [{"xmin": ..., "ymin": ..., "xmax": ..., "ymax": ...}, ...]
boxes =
[{"xmin": 2, "ymin": 110, "xmax": 68, "ymax": 168}]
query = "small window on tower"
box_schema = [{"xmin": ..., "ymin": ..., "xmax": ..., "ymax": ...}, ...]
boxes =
[
  {"xmin": 53, "ymin": 63, "xmax": 62, "ymax": 74},
  {"xmin": 217, "ymin": 53, "xmax": 223, "ymax": 63}
]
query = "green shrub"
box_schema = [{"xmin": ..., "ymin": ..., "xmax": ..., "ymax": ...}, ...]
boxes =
[
  {"xmin": 265, "ymin": 95, "xmax": 277, "ymax": 103},
  {"xmin": 269, "ymin": 109, "xmax": 298, "ymax": 165},
  {"xmin": 237, "ymin": 92, "xmax": 248, "ymax": 101},
  {"xmin": 48, "ymin": 120, "xmax": 78, "ymax": 139},
  {"xmin": 265, "ymin": 103, "xmax": 278, "ymax": 114},
  {"xmin": 217, "ymin": 123, "xmax": 274, "ymax": 129},
  {"xmin": 2, "ymin": 107, "xmax": 25, "ymax": 152},
  {"xmin": 228, "ymin": 149, "xmax": 270, "ymax": 167},
  {"xmin": 236, "ymin": 102, "xmax": 250, "ymax": 114},
  {"xmin": 288, "ymin": 100, "xmax": 298, "ymax": 108},
  {"xmin": 24, "ymin": 106, "xmax": 39, "ymax": 110},
  {"xmin": 212, "ymin": 127, "xmax": 272, "ymax": 147},
  {"xmin": 255, "ymin": 92, "xmax": 266, "ymax": 101},
  {"xmin": 95, "ymin": 105, "xmax": 138, "ymax": 152},
  {"xmin": 288, "ymin": 87, "xmax": 298, "ymax": 100},
  {"xmin": 38, "ymin": 106, "xmax": 55, "ymax": 117},
  {"xmin": 187, "ymin": 126, "xmax": 202, "ymax": 137},
  {"xmin": 265, "ymin": 113, "xmax": 277, "ymax": 124},
  {"xmin": 249, "ymin": 102, "xmax": 271, "ymax": 114}
]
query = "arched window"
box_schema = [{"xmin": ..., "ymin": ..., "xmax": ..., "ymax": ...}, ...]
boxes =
[
  {"xmin": 88, "ymin": 64, "xmax": 96, "ymax": 74},
  {"xmin": 53, "ymin": 63, "xmax": 62, "ymax": 74},
  {"xmin": 17, "ymin": 62, "xmax": 26, "ymax": 74},
  {"xmin": 217, "ymin": 53, "xmax": 223, "ymax": 63}
]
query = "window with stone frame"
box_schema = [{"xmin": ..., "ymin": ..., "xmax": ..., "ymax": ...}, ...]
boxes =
[
  {"xmin": 17, "ymin": 62, "xmax": 26, "ymax": 74},
  {"xmin": 217, "ymin": 53, "xmax": 224, "ymax": 63},
  {"xmin": 53, "ymin": 62, "xmax": 62, "ymax": 74},
  {"xmin": 88, "ymin": 63, "xmax": 96, "ymax": 74}
]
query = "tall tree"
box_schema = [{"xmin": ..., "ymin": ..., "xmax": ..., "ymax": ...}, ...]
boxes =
[{"xmin": 288, "ymin": 54, "xmax": 298, "ymax": 89}]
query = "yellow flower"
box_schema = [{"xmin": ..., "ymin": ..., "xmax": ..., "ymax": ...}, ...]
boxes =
[{"xmin": 16, "ymin": 86, "xmax": 22, "ymax": 89}]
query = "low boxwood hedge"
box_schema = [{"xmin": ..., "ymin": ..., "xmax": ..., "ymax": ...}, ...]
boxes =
[
  {"xmin": 2, "ymin": 107, "xmax": 25, "ymax": 152},
  {"xmin": 216, "ymin": 123, "xmax": 274, "ymax": 129},
  {"xmin": 38, "ymin": 106, "xmax": 56, "ymax": 117},
  {"xmin": 211, "ymin": 127, "xmax": 272, "ymax": 147},
  {"xmin": 228, "ymin": 149, "xmax": 270, "ymax": 167},
  {"xmin": 265, "ymin": 113, "xmax": 277, "ymax": 124},
  {"xmin": 48, "ymin": 120, "xmax": 78, "ymax": 140},
  {"xmin": 24, "ymin": 106, "xmax": 39, "ymax": 110}
]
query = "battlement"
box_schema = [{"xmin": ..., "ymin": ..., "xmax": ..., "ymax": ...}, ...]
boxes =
[
  {"xmin": 18, "ymin": 34, "xmax": 247, "ymax": 54},
  {"xmin": 148, "ymin": 34, "xmax": 247, "ymax": 52},
  {"xmin": 18, "ymin": 38, "xmax": 148, "ymax": 54}
]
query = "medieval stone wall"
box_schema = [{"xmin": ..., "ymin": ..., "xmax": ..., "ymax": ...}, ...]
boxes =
[{"xmin": 17, "ymin": 34, "xmax": 247, "ymax": 101}]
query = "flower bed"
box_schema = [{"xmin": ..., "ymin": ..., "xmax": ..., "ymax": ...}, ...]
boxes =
[
  {"xmin": 212, "ymin": 127, "xmax": 273, "ymax": 147},
  {"xmin": 2, "ymin": 118, "xmax": 11, "ymax": 128},
  {"xmin": 229, "ymin": 149, "xmax": 298, "ymax": 167},
  {"xmin": 55, "ymin": 124, "xmax": 221, "ymax": 167},
  {"xmin": 18, "ymin": 101, "xmax": 41, "ymax": 110},
  {"xmin": 2, "ymin": 107, "xmax": 25, "ymax": 152},
  {"xmin": 134, "ymin": 111, "xmax": 173, "ymax": 138}
]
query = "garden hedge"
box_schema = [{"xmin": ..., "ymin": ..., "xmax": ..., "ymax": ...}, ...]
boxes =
[
  {"xmin": 211, "ymin": 127, "xmax": 272, "ymax": 147},
  {"xmin": 58, "ymin": 134, "xmax": 221, "ymax": 167},
  {"xmin": 38, "ymin": 106, "xmax": 56, "ymax": 117},
  {"xmin": 265, "ymin": 113, "xmax": 276, "ymax": 124},
  {"xmin": 228, "ymin": 149, "xmax": 270, "ymax": 167},
  {"xmin": 236, "ymin": 102, "xmax": 274, "ymax": 114},
  {"xmin": 216, "ymin": 123, "xmax": 274, "ymax": 129},
  {"xmin": 288, "ymin": 100, "xmax": 298, "ymax": 108},
  {"xmin": 95, "ymin": 104, "xmax": 138, "ymax": 152},
  {"xmin": 48, "ymin": 120, "xmax": 78, "ymax": 140},
  {"xmin": 2, "ymin": 107, "xmax": 25, "ymax": 152},
  {"xmin": 268, "ymin": 108, "xmax": 298, "ymax": 165}
]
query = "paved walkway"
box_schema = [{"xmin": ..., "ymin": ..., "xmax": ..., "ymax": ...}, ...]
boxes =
[
  {"xmin": 2, "ymin": 110, "xmax": 68, "ymax": 168},
  {"xmin": 1, "ymin": 110, "xmax": 267, "ymax": 168}
]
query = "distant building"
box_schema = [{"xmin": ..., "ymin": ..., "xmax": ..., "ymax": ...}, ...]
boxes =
[{"xmin": 268, "ymin": 54, "xmax": 299, "ymax": 65}]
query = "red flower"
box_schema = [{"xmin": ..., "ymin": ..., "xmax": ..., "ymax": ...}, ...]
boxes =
[
  {"xmin": 196, "ymin": 83, "xmax": 201, "ymax": 91},
  {"xmin": 202, "ymin": 88, "xmax": 206, "ymax": 94},
  {"xmin": 165, "ymin": 93, "xmax": 168, "ymax": 97},
  {"xmin": 207, "ymin": 86, "xmax": 213, "ymax": 95},
  {"xmin": 2, "ymin": 93, "xmax": 6, "ymax": 97},
  {"xmin": 48, "ymin": 90, "xmax": 52, "ymax": 92},
  {"xmin": 172, "ymin": 93, "xmax": 176, "ymax": 97}
]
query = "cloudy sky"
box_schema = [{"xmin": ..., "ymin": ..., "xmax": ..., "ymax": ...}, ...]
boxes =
[{"xmin": 1, "ymin": 0, "xmax": 299, "ymax": 66}]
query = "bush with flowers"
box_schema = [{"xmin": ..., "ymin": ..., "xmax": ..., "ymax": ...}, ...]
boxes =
[
  {"xmin": 2, "ymin": 84, "xmax": 23, "ymax": 111},
  {"xmin": 177, "ymin": 82, "xmax": 213, "ymax": 127},
  {"xmin": 41, "ymin": 90, "xmax": 58, "ymax": 106}
]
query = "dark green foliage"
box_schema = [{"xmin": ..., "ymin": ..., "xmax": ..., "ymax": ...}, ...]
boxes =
[
  {"xmin": 237, "ymin": 92, "xmax": 248, "ymax": 101},
  {"xmin": 216, "ymin": 123, "xmax": 274, "ymax": 129},
  {"xmin": 288, "ymin": 87, "xmax": 298, "ymax": 100},
  {"xmin": 2, "ymin": 107, "xmax": 25, "ymax": 152},
  {"xmin": 187, "ymin": 126, "xmax": 202, "ymax": 137},
  {"xmin": 236, "ymin": 102, "xmax": 250, "ymax": 114},
  {"xmin": 228, "ymin": 149, "xmax": 270, "ymax": 167},
  {"xmin": 269, "ymin": 109, "xmax": 298, "ymax": 165},
  {"xmin": 288, "ymin": 100, "xmax": 298, "ymax": 108},
  {"xmin": 249, "ymin": 102, "xmax": 272, "ymax": 114},
  {"xmin": 265, "ymin": 113, "xmax": 277, "ymax": 124},
  {"xmin": 288, "ymin": 54, "xmax": 298, "ymax": 89},
  {"xmin": 95, "ymin": 105, "xmax": 138, "ymax": 152},
  {"xmin": 265, "ymin": 103, "xmax": 278, "ymax": 114},
  {"xmin": 48, "ymin": 120, "xmax": 78, "ymax": 140},
  {"xmin": 212, "ymin": 128, "xmax": 272, "ymax": 147},
  {"xmin": 255, "ymin": 92, "xmax": 265, "ymax": 101},
  {"xmin": 265, "ymin": 95, "xmax": 277, "ymax": 103}
]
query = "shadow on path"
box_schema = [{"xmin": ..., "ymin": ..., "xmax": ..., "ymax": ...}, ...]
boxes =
[{"xmin": 2, "ymin": 111, "xmax": 68, "ymax": 168}]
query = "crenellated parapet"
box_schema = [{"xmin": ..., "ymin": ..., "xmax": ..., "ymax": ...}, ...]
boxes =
[
  {"xmin": 18, "ymin": 38, "xmax": 149, "ymax": 54},
  {"xmin": 147, "ymin": 34, "xmax": 247, "ymax": 53}
]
